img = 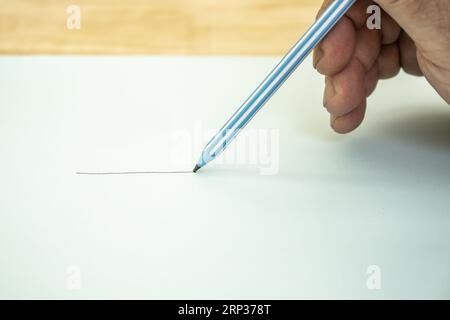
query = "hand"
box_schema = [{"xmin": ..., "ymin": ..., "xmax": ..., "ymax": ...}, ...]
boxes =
[{"xmin": 313, "ymin": 0, "xmax": 450, "ymax": 133}]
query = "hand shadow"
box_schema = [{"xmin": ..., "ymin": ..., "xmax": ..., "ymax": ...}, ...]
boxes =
[
  {"xmin": 340, "ymin": 106, "xmax": 450, "ymax": 186},
  {"xmin": 272, "ymin": 105, "xmax": 450, "ymax": 186},
  {"xmin": 378, "ymin": 107, "xmax": 450, "ymax": 152}
]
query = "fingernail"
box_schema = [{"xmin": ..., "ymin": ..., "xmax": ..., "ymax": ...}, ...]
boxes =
[
  {"xmin": 323, "ymin": 77, "xmax": 335, "ymax": 108},
  {"xmin": 313, "ymin": 46, "xmax": 324, "ymax": 69}
]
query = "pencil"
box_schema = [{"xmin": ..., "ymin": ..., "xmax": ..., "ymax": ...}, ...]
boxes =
[{"xmin": 194, "ymin": 0, "xmax": 357, "ymax": 173}]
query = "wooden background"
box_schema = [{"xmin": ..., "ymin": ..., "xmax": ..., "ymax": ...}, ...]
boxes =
[{"xmin": 0, "ymin": 0, "xmax": 319, "ymax": 55}]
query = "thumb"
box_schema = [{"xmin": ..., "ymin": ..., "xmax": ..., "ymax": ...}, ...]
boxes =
[
  {"xmin": 375, "ymin": 0, "xmax": 450, "ymax": 104},
  {"xmin": 374, "ymin": 0, "xmax": 440, "ymax": 47}
]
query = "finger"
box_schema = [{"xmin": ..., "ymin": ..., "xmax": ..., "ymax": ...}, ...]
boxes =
[
  {"xmin": 314, "ymin": 17, "xmax": 356, "ymax": 75},
  {"xmin": 315, "ymin": 0, "xmax": 335, "ymax": 19},
  {"xmin": 345, "ymin": 0, "xmax": 375, "ymax": 29},
  {"xmin": 323, "ymin": 58, "xmax": 366, "ymax": 117},
  {"xmin": 353, "ymin": 27, "xmax": 381, "ymax": 71},
  {"xmin": 313, "ymin": 0, "xmax": 371, "ymax": 74},
  {"xmin": 316, "ymin": 0, "xmax": 373, "ymax": 28},
  {"xmin": 380, "ymin": 9, "xmax": 401, "ymax": 45},
  {"xmin": 374, "ymin": 0, "xmax": 431, "ymax": 45},
  {"xmin": 399, "ymin": 31, "xmax": 423, "ymax": 76},
  {"xmin": 365, "ymin": 62, "xmax": 379, "ymax": 97},
  {"xmin": 378, "ymin": 43, "xmax": 401, "ymax": 79},
  {"xmin": 313, "ymin": 0, "xmax": 356, "ymax": 74},
  {"xmin": 330, "ymin": 99, "xmax": 367, "ymax": 134}
]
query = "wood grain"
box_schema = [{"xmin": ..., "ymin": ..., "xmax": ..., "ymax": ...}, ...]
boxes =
[{"xmin": 0, "ymin": 0, "xmax": 320, "ymax": 55}]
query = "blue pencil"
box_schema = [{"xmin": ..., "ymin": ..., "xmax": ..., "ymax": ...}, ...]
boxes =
[{"xmin": 193, "ymin": 0, "xmax": 357, "ymax": 172}]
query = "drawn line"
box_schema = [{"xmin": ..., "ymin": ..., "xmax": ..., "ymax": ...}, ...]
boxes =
[{"xmin": 76, "ymin": 171, "xmax": 193, "ymax": 175}]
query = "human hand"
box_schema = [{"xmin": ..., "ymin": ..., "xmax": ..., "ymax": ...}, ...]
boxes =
[{"xmin": 313, "ymin": 0, "xmax": 450, "ymax": 133}]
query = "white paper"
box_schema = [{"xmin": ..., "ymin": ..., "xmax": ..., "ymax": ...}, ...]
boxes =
[{"xmin": 0, "ymin": 56, "xmax": 449, "ymax": 299}]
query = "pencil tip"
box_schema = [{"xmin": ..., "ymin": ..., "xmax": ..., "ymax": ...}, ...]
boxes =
[{"xmin": 193, "ymin": 165, "xmax": 201, "ymax": 173}]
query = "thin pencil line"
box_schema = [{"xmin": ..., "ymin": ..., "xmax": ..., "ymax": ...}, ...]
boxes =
[{"xmin": 76, "ymin": 171, "xmax": 193, "ymax": 175}]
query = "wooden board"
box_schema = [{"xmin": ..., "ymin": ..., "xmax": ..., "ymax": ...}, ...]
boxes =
[{"xmin": 0, "ymin": 0, "xmax": 319, "ymax": 55}]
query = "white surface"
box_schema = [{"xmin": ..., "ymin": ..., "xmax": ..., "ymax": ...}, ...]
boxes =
[{"xmin": 0, "ymin": 56, "xmax": 449, "ymax": 299}]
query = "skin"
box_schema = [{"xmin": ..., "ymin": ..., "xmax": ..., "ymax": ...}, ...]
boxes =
[{"xmin": 313, "ymin": 0, "xmax": 450, "ymax": 134}]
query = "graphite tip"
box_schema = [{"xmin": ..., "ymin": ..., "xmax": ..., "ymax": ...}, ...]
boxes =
[{"xmin": 193, "ymin": 165, "xmax": 201, "ymax": 173}]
